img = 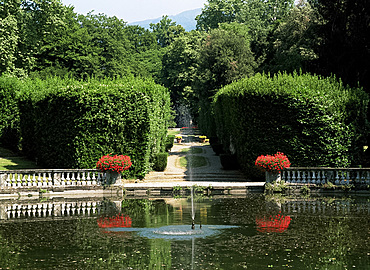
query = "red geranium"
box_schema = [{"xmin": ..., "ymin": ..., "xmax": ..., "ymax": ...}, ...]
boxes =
[
  {"xmin": 96, "ymin": 154, "xmax": 132, "ymax": 173},
  {"xmin": 255, "ymin": 152, "xmax": 291, "ymax": 173}
]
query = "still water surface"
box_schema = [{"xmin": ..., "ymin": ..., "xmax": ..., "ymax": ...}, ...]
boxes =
[{"xmin": 0, "ymin": 194, "xmax": 369, "ymax": 269}]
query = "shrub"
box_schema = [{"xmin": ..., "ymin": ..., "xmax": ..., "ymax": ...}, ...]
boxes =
[
  {"xmin": 165, "ymin": 135, "xmax": 175, "ymax": 152},
  {"xmin": 213, "ymin": 72, "xmax": 369, "ymax": 178},
  {"xmin": 153, "ymin": 152, "xmax": 168, "ymax": 171}
]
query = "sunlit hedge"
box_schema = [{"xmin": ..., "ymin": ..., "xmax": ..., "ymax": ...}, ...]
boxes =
[
  {"xmin": 213, "ymin": 72, "xmax": 369, "ymax": 179},
  {"xmin": 16, "ymin": 76, "xmax": 172, "ymax": 179}
]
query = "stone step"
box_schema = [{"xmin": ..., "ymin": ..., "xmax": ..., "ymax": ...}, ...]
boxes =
[{"xmin": 144, "ymin": 173, "xmax": 247, "ymax": 182}]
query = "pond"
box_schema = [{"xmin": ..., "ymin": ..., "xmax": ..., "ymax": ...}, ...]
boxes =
[{"xmin": 0, "ymin": 194, "xmax": 369, "ymax": 269}]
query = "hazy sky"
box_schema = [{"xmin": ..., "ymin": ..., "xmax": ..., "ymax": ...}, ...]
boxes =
[{"xmin": 61, "ymin": 0, "xmax": 207, "ymax": 23}]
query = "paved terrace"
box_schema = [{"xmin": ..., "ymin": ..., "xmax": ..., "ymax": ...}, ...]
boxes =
[{"xmin": 125, "ymin": 131, "xmax": 265, "ymax": 196}]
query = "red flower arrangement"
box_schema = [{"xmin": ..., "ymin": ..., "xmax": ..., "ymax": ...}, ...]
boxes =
[
  {"xmin": 256, "ymin": 213, "xmax": 291, "ymax": 233},
  {"xmin": 97, "ymin": 214, "xmax": 132, "ymax": 228},
  {"xmin": 255, "ymin": 152, "xmax": 291, "ymax": 173},
  {"xmin": 96, "ymin": 154, "xmax": 132, "ymax": 173}
]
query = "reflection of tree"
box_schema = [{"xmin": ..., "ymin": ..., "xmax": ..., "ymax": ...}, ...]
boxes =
[
  {"xmin": 314, "ymin": 218, "xmax": 352, "ymax": 269},
  {"xmin": 0, "ymin": 233, "xmax": 19, "ymax": 269},
  {"xmin": 122, "ymin": 199, "xmax": 175, "ymax": 227},
  {"xmin": 148, "ymin": 239, "xmax": 172, "ymax": 270}
]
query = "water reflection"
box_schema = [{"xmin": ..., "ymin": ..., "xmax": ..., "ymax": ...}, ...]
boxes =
[
  {"xmin": 0, "ymin": 195, "xmax": 368, "ymax": 269},
  {"xmin": 97, "ymin": 214, "xmax": 132, "ymax": 228},
  {"xmin": 256, "ymin": 212, "xmax": 291, "ymax": 233}
]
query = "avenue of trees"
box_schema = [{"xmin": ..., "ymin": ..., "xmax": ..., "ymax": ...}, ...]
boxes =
[{"xmin": 1, "ymin": 0, "xmax": 369, "ymax": 175}]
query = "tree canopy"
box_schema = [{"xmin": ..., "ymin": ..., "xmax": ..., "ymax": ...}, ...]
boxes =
[{"xmin": 0, "ymin": 0, "xmax": 369, "ymax": 129}]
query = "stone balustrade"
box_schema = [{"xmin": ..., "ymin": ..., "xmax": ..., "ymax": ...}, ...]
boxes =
[
  {"xmin": 0, "ymin": 169, "xmax": 120, "ymax": 188},
  {"xmin": 281, "ymin": 167, "xmax": 370, "ymax": 186},
  {"xmin": 280, "ymin": 199, "xmax": 370, "ymax": 216},
  {"xmin": 0, "ymin": 199, "xmax": 122, "ymax": 220}
]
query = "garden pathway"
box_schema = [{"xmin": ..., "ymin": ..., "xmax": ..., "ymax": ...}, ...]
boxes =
[{"xmin": 140, "ymin": 133, "xmax": 251, "ymax": 183}]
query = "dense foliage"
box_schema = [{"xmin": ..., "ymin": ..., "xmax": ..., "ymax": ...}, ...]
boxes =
[
  {"xmin": 1, "ymin": 0, "xmax": 369, "ymax": 175},
  {"xmin": 0, "ymin": 76, "xmax": 21, "ymax": 150},
  {"xmin": 16, "ymin": 76, "xmax": 172, "ymax": 178},
  {"xmin": 213, "ymin": 73, "xmax": 369, "ymax": 178}
]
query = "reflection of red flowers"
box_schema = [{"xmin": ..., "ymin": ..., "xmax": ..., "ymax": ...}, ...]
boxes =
[
  {"xmin": 97, "ymin": 214, "xmax": 132, "ymax": 228},
  {"xmin": 256, "ymin": 213, "xmax": 291, "ymax": 233}
]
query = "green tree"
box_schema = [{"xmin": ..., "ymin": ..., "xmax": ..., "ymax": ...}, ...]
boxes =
[
  {"xmin": 160, "ymin": 31, "xmax": 206, "ymax": 125},
  {"xmin": 194, "ymin": 23, "xmax": 256, "ymax": 135},
  {"xmin": 124, "ymin": 25, "xmax": 165, "ymax": 80},
  {"xmin": 196, "ymin": 0, "xmax": 245, "ymax": 30},
  {"xmin": 308, "ymin": 0, "xmax": 370, "ymax": 92},
  {"xmin": 161, "ymin": 30, "xmax": 206, "ymax": 105},
  {"xmin": 124, "ymin": 25, "xmax": 158, "ymax": 53},
  {"xmin": 150, "ymin": 16, "xmax": 185, "ymax": 47},
  {"xmin": 0, "ymin": 0, "xmax": 21, "ymax": 74},
  {"xmin": 78, "ymin": 13, "xmax": 133, "ymax": 78},
  {"xmin": 263, "ymin": 0, "xmax": 320, "ymax": 73},
  {"xmin": 31, "ymin": 8, "xmax": 100, "ymax": 79},
  {"xmin": 195, "ymin": 23, "xmax": 256, "ymax": 99},
  {"xmin": 196, "ymin": 0, "xmax": 294, "ymax": 66}
]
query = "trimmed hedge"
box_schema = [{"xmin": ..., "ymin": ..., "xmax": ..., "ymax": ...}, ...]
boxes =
[
  {"xmin": 0, "ymin": 76, "xmax": 21, "ymax": 151},
  {"xmin": 153, "ymin": 152, "xmax": 168, "ymax": 171},
  {"xmin": 165, "ymin": 135, "xmax": 175, "ymax": 152},
  {"xmin": 213, "ymin": 72, "xmax": 369, "ymax": 178},
  {"xmin": 16, "ymin": 76, "xmax": 172, "ymax": 179}
]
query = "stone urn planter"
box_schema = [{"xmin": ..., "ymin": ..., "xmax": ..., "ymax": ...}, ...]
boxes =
[
  {"xmin": 176, "ymin": 136, "xmax": 183, "ymax": 143},
  {"xmin": 199, "ymin": 136, "xmax": 207, "ymax": 143},
  {"xmin": 105, "ymin": 171, "xmax": 120, "ymax": 185},
  {"xmin": 265, "ymin": 171, "xmax": 281, "ymax": 183}
]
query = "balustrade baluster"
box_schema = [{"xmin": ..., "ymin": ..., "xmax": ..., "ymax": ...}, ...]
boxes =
[
  {"xmin": 311, "ymin": 171, "xmax": 316, "ymax": 184},
  {"xmin": 335, "ymin": 171, "xmax": 340, "ymax": 185},
  {"xmin": 365, "ymin": 171, "xmax": 370, "ymax": 185},
  {"xmin": 321, "ymin": 171, "xmax": 326, "ymax": 184},
  {"xmin": 356, "ymin": 171, "xmax": 360, "ymax": 184},
  {"xmin": 81, "ymin": 172, "xmax": 86, "ymax": 186},
  {"xmin": 76, "ymin": 172, "xmax": 81, "ymax": 186},
  {"xmin": 339, "ymin": 171, "xmax": 345, "ymax": 185},
  {"xmin": 285, "ymin": 170, "xmax": 290, "ymax": 183},
  {"xmin": 16, "ymin": 174, "xmax": 22, "ymax": 187},
  {"xmin": 291, "ymin": 170, "xmax": 296, "ymax": 183},
  {"xmin": 296, "ymin": 171, "xmax": 301, "ymax": 184},
  {"xmin": 307, "ymin": 171, "xmax": 311, "ymax": 184},
  {"xmin": 86, "ymin": 172, "xmax": 92, "ymax": 185},
  {"xmin": 302, "ymin": 171, "xmax": 306, "ymax": 184},
  {"xmin": 91, "ymin": 172, "xmax": 97, "ymax": 185},
  {"xmin": 360, "ymin": 171, "xmax": 366, "ymax": 184},
  {"xmin": 71, "ymin": 173, "xmax": 76, "ymax": 186},
  {"xmin": 26, "ymin": 174, "xmax": 31, "ymax": 187}
]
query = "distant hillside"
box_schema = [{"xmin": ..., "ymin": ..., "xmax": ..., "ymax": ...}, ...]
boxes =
[{"xmin": 130, "ymin": 8, "xmax": 202, "ymax": 32}]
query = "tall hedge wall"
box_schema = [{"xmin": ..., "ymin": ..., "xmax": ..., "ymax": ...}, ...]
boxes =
[
  {"xmin": 17, "ymin": 76, "xmax": 172, "ymax": 179},
  {"xmin": 0, "ymin": 76, "xmax": 21, "ymax": 151},
  {"xmin": 213, "ymin": 72, "xmax": 369, "ymax": 178}
]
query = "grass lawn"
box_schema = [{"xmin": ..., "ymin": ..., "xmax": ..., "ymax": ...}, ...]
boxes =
[
  {"xmin": 179, "ymin": 155, "xmax": 208, "ymax": 168},
  {"xmin": 181, "ymin": 147, "xmax": 203, "ymax": 154},
  {"xmin": 0, "ymin": 147, "xmax": 39, "ymax": 170},
  {"xmin": 167, "ymin": 129, "xmax": 180, "ymax": 136}
]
